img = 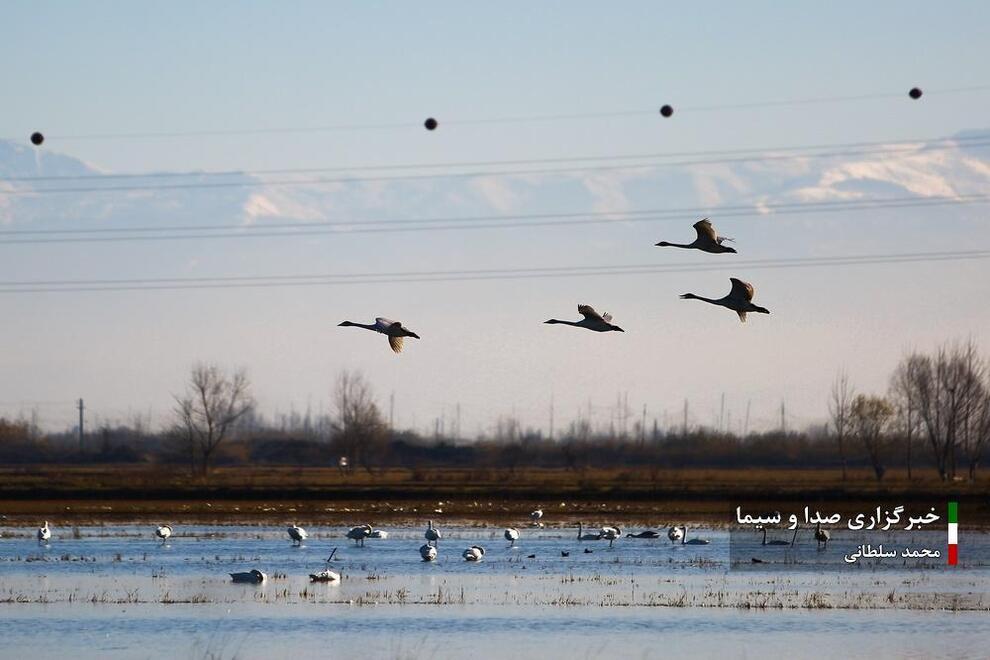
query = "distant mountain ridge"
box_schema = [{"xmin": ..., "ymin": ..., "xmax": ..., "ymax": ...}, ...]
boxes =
[{"xmin": 2, "ymin": 131, "xmax": 988, "ymax": 230}]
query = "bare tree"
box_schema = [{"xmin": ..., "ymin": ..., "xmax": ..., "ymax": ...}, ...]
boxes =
[
  {"xmin": 332, "ymin": 370, "xmax": 387, "ymax": 471},
  {"xmin": 970, "ymin": 385, "xmax": 990, "ymax": 481},
  {"xmin": 494, "ymin": 415, "xmax": 521, "ymax": 444},
  {"xmin": 894, "ymin": 341, "xmax": 986, "ymax": 481},
  {"xmin": 828, "ymin": 372, "xmax": 855, "ymax": 480},
  {"xmin": 850, "ymin": 394, "xmax": 893, "ymax": 481},
  {"xmin": 890, "ymin": 355, "xmax": 925, "ymax": 480},
  {"xmin": 173, "ymin": 363, "xmax": 253, "ymax": 474},
  {"xmin": 957, "ymin": 345, "xmax": 988, "ymax": 481}
]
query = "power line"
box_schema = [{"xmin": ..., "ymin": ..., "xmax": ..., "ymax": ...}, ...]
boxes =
[
  {"xmin": 5, "ymin": 139, "xmax": 989, "ymax": 197},
  {"xmin": 0, "ymin": 249, "xmax": 984, "ymax": 294},
  {"xmin": 0, "ymin": 141, "xmax": 990, "ymax": 196},
  {"xmin": 5, "ymin": 132, "xmax": 987, "ymax": 184},
  {"xmin": 6, "ymin": 83, "xmax": 989, "ymax": 142},
  {"xmin": 680, "ymin": 84, "xmax": 990, "ymax": 111},
  {"xmin": 0, "ymin": 194, "xmax": 986, "ymax": 245}
]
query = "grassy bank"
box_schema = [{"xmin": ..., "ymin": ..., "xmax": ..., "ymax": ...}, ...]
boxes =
[{"xmin": 0, "ymin": 465, "xmax": 986, "ymax": 524}]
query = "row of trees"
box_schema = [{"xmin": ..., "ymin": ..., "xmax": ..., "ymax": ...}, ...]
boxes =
[
  {"xmin": 2, "ymin": 341, "xmax": 987, "ymax": 479},
  {"xmin": 171, "ymin": 365, "xmax": 389, "ymax": 474},
  {"xmin": 829, "ymin": 341, "xmax": 990, "ymax": 482}
]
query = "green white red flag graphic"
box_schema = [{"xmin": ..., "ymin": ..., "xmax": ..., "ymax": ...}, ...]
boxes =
[{"xmin": 947, "ymin": 501, "xmax": 958, "ymax": 566}]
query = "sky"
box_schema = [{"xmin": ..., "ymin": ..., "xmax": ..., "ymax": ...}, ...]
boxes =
[{"xmin": 1, "ymin": 2, "xmax": 989, "ymax": 435}]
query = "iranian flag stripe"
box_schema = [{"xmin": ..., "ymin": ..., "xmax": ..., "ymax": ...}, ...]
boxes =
[{"xmin": 948, "ymin": 501, "xmax": 958, "ymax": 566}]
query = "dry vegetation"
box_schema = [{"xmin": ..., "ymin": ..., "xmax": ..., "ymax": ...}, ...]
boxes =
[{"xmin": 1, "ymin": 464, "xmax": 986, "ymax": 524}]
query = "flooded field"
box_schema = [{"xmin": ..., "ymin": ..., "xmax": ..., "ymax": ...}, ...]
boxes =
[{"xmin": 1, "ymin": 523, "xmax": 988, "ymax": 659}]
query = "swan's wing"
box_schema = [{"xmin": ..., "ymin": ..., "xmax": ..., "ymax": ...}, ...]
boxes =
[
  {"xmin": 375, "ymin": 317, "xmax": 396, "ymax": 331},
  {"xmin": 388, "ymin": 335, "xmax": 404, "ymax": 353},
  {"xmin": 602, "ymin": 312, "xmax": 613, "ymax": 323},
  {"xmin": 693, "ymin": 218, "xmax": 718, "ymax": 243},
  {"xmin": 737, "ymin": 311, "xmax": 747, "ymax": 323},
  {"xmin": 729, "ymin": 278, "xmax": 754, "ymax": 301},
  {"xmin": 577, "ymin": 304, "xmax": 603, "ymax": 322}
]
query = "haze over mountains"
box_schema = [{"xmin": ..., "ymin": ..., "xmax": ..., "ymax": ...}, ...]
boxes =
[
  {"xmin": 3, "ymin": 131, "xmax": 989, "ymax": 230},
  {"xmin": 1, "ymin": 131, "xmax": 988, "ymax": 434}
]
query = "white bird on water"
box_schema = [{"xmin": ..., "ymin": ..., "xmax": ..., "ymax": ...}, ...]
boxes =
[
  {"xmin": 680, "ymin": 277, "xmax": 770, "ymax": 323},
  {"xmin": 346, "ymin": 524, "xmax": 373, "ymax": 546},
  {"xmin": 504, "ymin": 527, "xmax": 520, "ymax": 546},
  {"xmin": 815, "ymin": 523, "xmax": 831, "ymax": 550},
  {"xmin": 530, "ymin": 509, "xmax": 544, "ymax": 527},
  {"xmin": 287, "ymin": 524, "xmax": 308, "ymax": 545},
  {"xmin": 425, "ymin": 520, "xmax": 441, "ymax": 546},
  {"xmin": 463, "ymin": 545, "xmax": 486, "ymax": 562},
  {"xmin": 667, "ymin": 526, "xmax": 685, "ymax": 543},
  {"xmin": 37, "ymin": 521, "xmax": 51, "ymax": 544},
  {"xmin": 155, "ymin": 525, "xmax": 172, "ymax": 544},
  {"xmin": 420, "ymin": 544, "xmax": 438, "ymax": 561},
  {"xmin": 600, "ymin": 526, "xmax": 621, "ymax": 547},
  {"xmin": 309, "ymin": 550, "xmax": 341, "ymax": 582},
  {"xmin": 309, "ymin": 568, "xmax": 341, "ymax": 582},
  {"xmin": 656, "ymin": 218, "xmax": 737, "ymax": 254},
  {"xmin": 368, "ymin": 529, "xmax": 389, "ymax": 539},
  {"xmin": 544, "ymin": 305, "xmax": 625, "ymax": 333},
  {"xmin": 230, "ymin": 569, "xmax": 266, "ymax": 583},
  {"xmin": 338, "ymin": 318, "xmax": 420, "ymax": 353}
]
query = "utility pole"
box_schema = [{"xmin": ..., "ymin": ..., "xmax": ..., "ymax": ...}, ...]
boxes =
[
  {"xmin": 623, "ymin": 391, "xmax": 630, "ymax": 438},
  {"xmin": 780, "ymin": 400, "xmax": 786, "ymax": 434},
  {"xmin": 744, "ymin": 400, "xmax": 751, "ymax": 436},
  {"xmin": 456, "ymin": 403, "xmax": 461, "ymax": 439},
  {"xmin": 77, "ymin": 398, "xmax": 85, "ymax": 451},
  {"xmin": 549, "ymin": 394, "xmax": 555, "ymax": 442},
  {"xmin": 640, "ymin": 404, "xmax": 647, "ymax": 447},
  {"xmin": 683, "ymin": 399, "xmax": 689, "ymax": 437},
  {"xmin": 719, "ymin": 393, "xmax": 725, "ymax": 433},
  {"xmin": 389, "ymin": 392, "xmax": 395, "ymax": 430}
]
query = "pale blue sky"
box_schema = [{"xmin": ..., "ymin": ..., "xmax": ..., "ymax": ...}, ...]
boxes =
[
  {"xmin": 1, "ymin": 2, "xmax": 989, "ymax": 434},
  {"xmin": 4, "ymin": 1, "xmax": 989, "ymax": 171}
]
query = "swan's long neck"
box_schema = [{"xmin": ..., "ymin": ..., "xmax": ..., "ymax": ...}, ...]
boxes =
[
  {"xmin": 546, "ymin": 319, "xmax": 581, "ymax": 327},
  {"xmin": 658, "ymin": 241, "xmax": 696, "ymax": 249},
  {"xmin": 687, "ymin": 295, "xmax": 721, "ymax": 305},
  {"xmin": 681, "ymin": 526, "xmax": 687, "ymax": 544},
  {"xmin": 762, "ymin": 527, "xmax": 767, "ymax": 545}
]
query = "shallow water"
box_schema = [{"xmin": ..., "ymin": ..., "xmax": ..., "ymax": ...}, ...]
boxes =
[{"xmin": 1, "ymin": 524, "xmax": 987, "ymax": 658}]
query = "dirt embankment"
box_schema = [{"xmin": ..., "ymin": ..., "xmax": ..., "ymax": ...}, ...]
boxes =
[{"xmin": 1, "ymin": 465, "xmax": 986, "ymax": 526}]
